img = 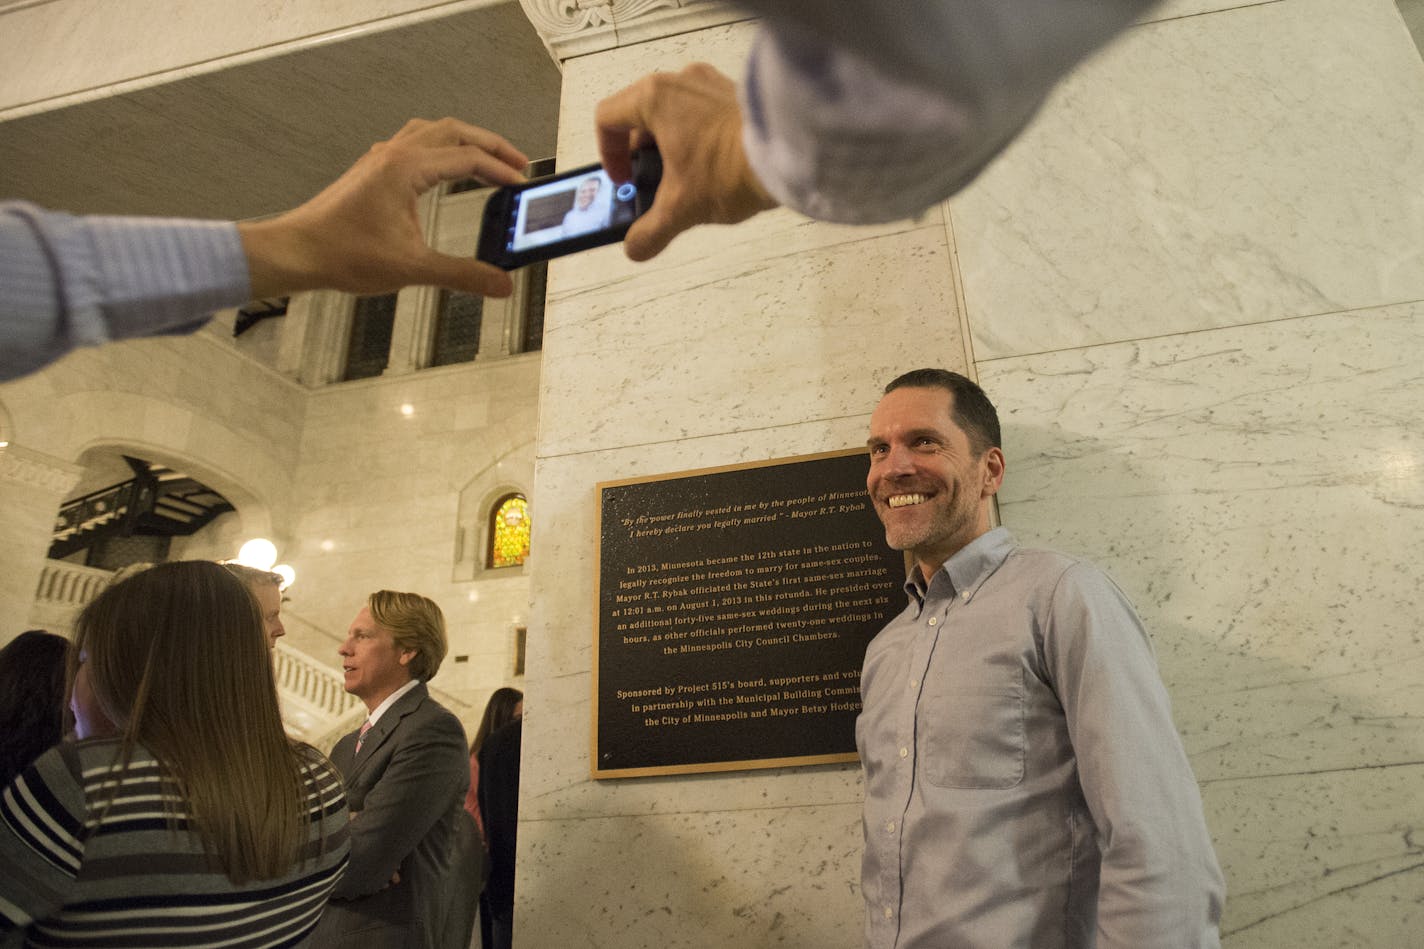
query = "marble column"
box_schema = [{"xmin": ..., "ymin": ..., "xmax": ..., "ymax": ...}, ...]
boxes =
[
  {"xmin": 514, "ymin": 0, "xmax": 1424, "ymax": 946},
  {"xmin": 513, "ymin": 3, "xmax": 972, "ymax": 947}
]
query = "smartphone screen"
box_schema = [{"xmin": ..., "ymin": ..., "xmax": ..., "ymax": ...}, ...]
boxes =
[{"xmin": 476, "ymin": 147, "xmax": 661, "ymax": 270}]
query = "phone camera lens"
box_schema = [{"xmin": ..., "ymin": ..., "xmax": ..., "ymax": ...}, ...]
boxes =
[{"xmin": 616, "ymin": 182, "xmax": 637, "ymax": 202}]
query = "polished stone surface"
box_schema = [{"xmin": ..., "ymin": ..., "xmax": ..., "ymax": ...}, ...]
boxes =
[
  {"xmin": 517, "ymin": 2, "xmax": 1424, "ymax": 947},
  {"xmin": 983, "ymin": 304, "xmax": 1424, "ymax": 946},
  {"xmin": 951, "ymin": 0, "xmax": 1424, "ymax": 360}
]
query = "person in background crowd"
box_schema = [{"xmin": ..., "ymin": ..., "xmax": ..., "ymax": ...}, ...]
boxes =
[
  {"xmin": 464, "ymin": 687, "xmax": 525, "ymax": 836},
  {"xmin": 223, "ymin": 562, "xmax": 288, "ymax": 647},
  {"xmin": 0, "ymin": 562, "xmax": 349, "ymax": 945},
  {"xmin": 0, "ymin": 629, "xmax": 70, "ymax": 788},
  {"xmin": 312, "ymin": 590, "xmax": 481, "ymax": 949},
  {"xmin": 477, "ymin": 713, "xmax": 523, "ymax": 949},
  {"xmin": 465, "ymin": 686, "xmax": 524, "ymax": 949},
  {"xmin": 108, "ymin": 561, "xmax": 156, "ymax": 585}
]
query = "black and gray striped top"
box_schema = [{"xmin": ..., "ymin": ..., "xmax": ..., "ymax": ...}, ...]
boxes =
[{"xmin": 0, "ymin": 738, "xmax": 349, "ymax": 947}]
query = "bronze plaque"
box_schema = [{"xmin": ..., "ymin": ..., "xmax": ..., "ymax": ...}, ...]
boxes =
[{"xmin": 592, "ymin": 448, "xmax": 904, "ymax": 778}]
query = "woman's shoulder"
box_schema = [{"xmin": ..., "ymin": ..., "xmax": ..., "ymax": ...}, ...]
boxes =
[{"xmin": 290, "ymin": 742, "xmax": 346, "ymax": 807}]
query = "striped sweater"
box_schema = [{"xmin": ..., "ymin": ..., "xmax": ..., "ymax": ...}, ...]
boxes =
[{"xmin": 0, "ymin": 739, "xmax": 349, "ymax": 947}]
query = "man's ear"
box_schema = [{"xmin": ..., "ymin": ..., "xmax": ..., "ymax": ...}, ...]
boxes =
[{"xmin": 982, "ymin": 447, "xmax": 1006, "ymax": 498}]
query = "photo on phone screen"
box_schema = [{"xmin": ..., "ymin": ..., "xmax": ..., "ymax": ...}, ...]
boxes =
[{"xmin": 476, "ymin": 147, "xmax": 661, "ymax": 270}]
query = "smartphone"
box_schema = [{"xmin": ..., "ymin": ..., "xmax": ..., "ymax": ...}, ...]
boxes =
[{"xmin": 475, "ymin": 147, "xmax": 662, "ymax": 270}]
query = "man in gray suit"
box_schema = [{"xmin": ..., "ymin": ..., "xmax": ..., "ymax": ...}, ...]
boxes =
[{"xmin": 311, "ymin": 590, "xmax": 481, "ymax": 949}]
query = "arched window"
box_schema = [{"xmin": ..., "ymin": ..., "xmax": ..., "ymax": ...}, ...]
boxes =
[{"xmin": 488, "ymin": 494, "xmax": 530, "ymax": 568}]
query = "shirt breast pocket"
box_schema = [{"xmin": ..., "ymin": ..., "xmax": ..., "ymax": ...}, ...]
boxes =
[{"xmin": 920, "ymin": 678, "xmax": 1025, "ymax": 790}]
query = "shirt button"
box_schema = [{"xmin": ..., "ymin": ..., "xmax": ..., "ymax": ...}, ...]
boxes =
[
  {"xmin": 899, "ymin": 746, "xmax": 909, "ymax": 758},
  {"xmin": 927, "ymin": 616, "xmax": 937, "ymax": 626},
  {"xmin": 883, "ymin": 906, "xmax": 894, "ymax": 919},
  {"xmin": 885, "ymin": 821, "xmax": 896, "ymax": 833},
  {"xmin": 961, "ymin": 591, "xmax": 971, "ymax": 600},
  {"xmin": 909, "ymin": 679, "xmax": 918, "ymax": 689}
]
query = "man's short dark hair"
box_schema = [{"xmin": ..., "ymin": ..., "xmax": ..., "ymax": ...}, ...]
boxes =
[{"xmin": 883, "ymin": 368, "xmax": 1001, "ymax": 454}]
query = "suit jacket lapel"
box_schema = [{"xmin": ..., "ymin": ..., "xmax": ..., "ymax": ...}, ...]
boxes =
[
  {"xmin": 330, "ymin": 732, "xmax": 357, "ymax": 776},
  {"xmin": 344, "ymin": 682, "xmax": 427, "ymax": 782}
]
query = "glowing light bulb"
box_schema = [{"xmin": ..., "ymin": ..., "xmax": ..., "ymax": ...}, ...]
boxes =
[{"xmin": 237, "ymin": 538, "xmax": 278, "ymax": 570}]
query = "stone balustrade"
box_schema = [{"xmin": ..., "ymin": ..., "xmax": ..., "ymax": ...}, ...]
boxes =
[{"xmin": 33, "ymin": 559, "xmax": 112, "ymax": 609}]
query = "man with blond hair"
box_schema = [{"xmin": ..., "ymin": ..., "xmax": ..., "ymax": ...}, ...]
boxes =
[{"xmin": 312, "ymin": 590, "xmax": 481, "ymax": 949}]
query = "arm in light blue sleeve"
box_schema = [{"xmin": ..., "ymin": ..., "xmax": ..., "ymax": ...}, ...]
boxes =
[
  {"xmin": 1044, "ymin": 562, "xmax": 1225, "ymax": 949},
  {"xmin": 738, "ymin": 0, "xmax": 1160, "ymax": 223},
  {"xmin": 1, "ymin": 201, "xmax": 250, "ymax": 382}
]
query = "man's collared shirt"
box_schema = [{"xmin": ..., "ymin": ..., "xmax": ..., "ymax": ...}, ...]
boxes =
[
  {"xmin": 365, "ymin": 677, "xmax": 421, "ymax": 729},
  {"xmin": 857, "ymin": 527, "xmax": 1224, "ymax": 949}
]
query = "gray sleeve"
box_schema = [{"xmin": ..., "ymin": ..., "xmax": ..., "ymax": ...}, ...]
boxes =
[
  {"xmin": 0, "ymin": 201, "xmax": 250, "ymax": 382},
  {"xmin": 1042, "ymin": 561, "xmax": 1225, "ymax": 948},
  {"xmin": 738, "ymin": 0, "xmax": 1160, "ymax": 222}
]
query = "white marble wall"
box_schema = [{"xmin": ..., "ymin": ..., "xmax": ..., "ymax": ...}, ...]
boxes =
[
  {"xmin": 517, "ymin": 20, "xmax": 972, "ymax": 949},
  {"xmin": 283, "ymin": 349, "xmax": 540, "ymax": 711},
  {"xmin": 517, "ymin": 0, "xmax": 1423, "ymax": 946},
  {"xmin": 961, "ymin": 1, "xmax": 1424, "ymax": 942},
  {"xmin": 0, "ymin": 321, "xmax": 307, "ymax": 639}
]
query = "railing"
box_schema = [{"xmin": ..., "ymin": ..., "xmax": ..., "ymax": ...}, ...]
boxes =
[
  {"xmin": 307, "ymin": 705, "xmax": 369, "ymax": 755},
  {"xmin": 52, "ymin": 477, "xmax": 139, "ymax": 538},
  {"xmin": 273, "ymin": 641, "xmax": 361, "ymax": 719},
  {"xmin": 34, "ymin": 560, "xmax": 113, "ymax": 608}
]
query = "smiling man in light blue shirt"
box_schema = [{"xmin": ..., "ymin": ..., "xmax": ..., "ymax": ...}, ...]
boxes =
[{"xmin": 858, "ymin": 368, "xmax": 1224, "ymax": 949}]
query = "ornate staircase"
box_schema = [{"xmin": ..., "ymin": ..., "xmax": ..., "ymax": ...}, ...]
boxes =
[{"xmin": 49, "ymin": 456, "xmax": 234, "ymax": 561}]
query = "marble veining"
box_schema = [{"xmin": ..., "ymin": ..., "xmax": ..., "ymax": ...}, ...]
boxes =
[
  {"xmin": 981, "ymin": 304, "xmax": 1424, "ymax": 945},
  {"xmin": 950, "ymin": 0, "xmax": 1424, "ymax": 360},
  {"xmin": 515, "ymin": 2, "xmax": 1424, "ymax": 947},
  {"xmin": 539, "ymin": 217, "xmax": 963, "ymax": 457}
]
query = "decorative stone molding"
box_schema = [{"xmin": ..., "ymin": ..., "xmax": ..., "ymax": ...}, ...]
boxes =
[
  {"xmin": 518, "ymin": 0, "xmax": 747, "ymax": 61},
  {"xmin": 0, "ymin": 442, "xmax": 83, "ymax": 495}
]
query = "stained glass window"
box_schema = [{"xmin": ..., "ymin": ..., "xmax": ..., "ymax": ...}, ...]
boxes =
[{"xmin": 489, "ymin": 494, "xmax": 530, "ymax": 568}]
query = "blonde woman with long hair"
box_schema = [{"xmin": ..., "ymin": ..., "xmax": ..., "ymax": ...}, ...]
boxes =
[{"xmin": 0, "ymin": 561, "xmax": 349, "ymax": 946}]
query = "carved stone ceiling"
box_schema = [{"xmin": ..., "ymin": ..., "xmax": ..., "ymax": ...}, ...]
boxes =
[{"xmin": 0, "ymin": 3, "xmax": 562, "ymax": 221}]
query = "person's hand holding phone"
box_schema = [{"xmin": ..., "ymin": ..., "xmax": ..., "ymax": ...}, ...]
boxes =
[
  {"xmin": 240, "ymin": 118, "xmax": 529, "ymax": 299},
  {"xmin": 475, "ymin": 150, "xmax": 662, "ymax": 269},
  {"xmin": 595, "ymin": 63, "xmax": 777, "ymax": 261}
]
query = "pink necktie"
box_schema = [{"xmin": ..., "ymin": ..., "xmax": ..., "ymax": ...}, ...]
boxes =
[{"xmin": 356, "ymin": 719, "xmax": 372, "ymax": 753}]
